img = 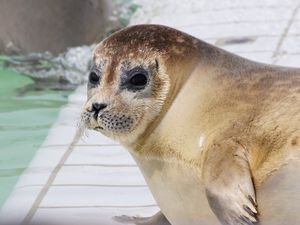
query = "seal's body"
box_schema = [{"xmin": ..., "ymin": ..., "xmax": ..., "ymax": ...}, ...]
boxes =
[
  {"xmin": 81, "ymin": 24, "xmax": 300, "ymax": 225},
  {"xmin": 130, "ymin": 61, "xmax": 300, "ymax": 225}
]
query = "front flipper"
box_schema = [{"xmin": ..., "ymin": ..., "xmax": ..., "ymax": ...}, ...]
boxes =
[
  {"xmin": 113, "ymin": 211, "xmax": 171, "ymax": 225},
  {"xmin": 203, "ymin": 139, "xmax": 258, "ymax": 225}
]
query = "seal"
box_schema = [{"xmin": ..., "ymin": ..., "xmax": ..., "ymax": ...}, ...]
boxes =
[{"xmin": 81, "ymin": 24, "xmax": 300, "ymax": 225}]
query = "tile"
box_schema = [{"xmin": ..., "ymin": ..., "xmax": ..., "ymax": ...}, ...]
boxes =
[
  {"xmin": 13, "ymin": 166, "xmax": 54, "ymax": 189},
  {"xmin": 10, "ymin": 146, "xmax": 67, "ymax": 190},
  {"xmin": 65, "ymin": 146, "xmax": 135, "ymax": 166},
  {"xmin": 236, "ymin": 52, "xmax": 274, "ymax": 64},
  {"xmin": 151, "ymin": 7, "xmax": 292, "ymax": 28},
  {"xmin": 286, "ymin": 21, "xmax": 300, "ymax": 37},
  {"xmin": 77, "ymin": 129, "xmax": 119, "ymax": 146},
  {"xmin": 26, "ymin": 146, "xmax": 68, "ymax": 168},
  {"xmin": 33, "ymin": 207, "xmax": 158, "ymax": 225},
  {"xmin": 275, "ymin": 54, "xmax": 300, "ymax": 67},
  {"xmin": 295, "ymin": 10, "xmax": 300, "ymax": 20},
  {"xmin": 179, "ymin": 21, "xmax": 287, "ymax": 40},
  {"xmin": 42, "ymin": 125, "xmax": 78, "ymax": 146},
  {"xmin": 130, "ymin": 0, "xmax": 296, "ymax": 25},
  {"xmin": 54, "ymin": 166, "xmax": 146, "ymax": 186},
  {"xmin": 12, "ymin": 146, "xmax": 69, "ymax": 188},
  {"xmin": 40, "ymin": 186, "xmax": 156, "ymax": 207},
  {"xmin": 68, "ymin": 85, "xmax": 87, "ymax": 105},
  {"xmin": 197, "ymin": 0, "xmax": 295, "ymax": 10},
  {"xmin": 0, "ymin": 186, "xmax": 43, "ymax": 225},
  {"xmin": 278, "ymin": 36, "xmax": 300, "ymax": 54},
  {"xmin": 53, "ymin": 104, "xmax": 83, "ymax": 127},
  {"xmin": 218, "ymin": 36, "xmax": 279, "ymax": 54}
]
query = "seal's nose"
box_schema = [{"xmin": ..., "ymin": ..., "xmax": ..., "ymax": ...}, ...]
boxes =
[{"xmin": 92, "ymin": 103, "xmax": 107, "ymax": 117}]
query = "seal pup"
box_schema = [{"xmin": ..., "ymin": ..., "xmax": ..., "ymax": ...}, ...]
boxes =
[{"xmin": 81, "ymin": 24, "xmax": 300, "ymax": 225}]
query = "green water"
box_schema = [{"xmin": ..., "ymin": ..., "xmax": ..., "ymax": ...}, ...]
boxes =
[{"xmin": 0, "ymin": 69, "xmax": 70, "ymax": 206}]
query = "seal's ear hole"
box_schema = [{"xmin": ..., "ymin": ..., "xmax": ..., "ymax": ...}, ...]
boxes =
[{"xmin": 155, "ymin": 59, "xmax": 159, "ymax": 70}]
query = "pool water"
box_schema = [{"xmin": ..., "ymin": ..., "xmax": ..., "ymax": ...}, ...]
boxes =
[{"xmin": 0, "ymin": 69, "xmax": 70, "ymax": 207}]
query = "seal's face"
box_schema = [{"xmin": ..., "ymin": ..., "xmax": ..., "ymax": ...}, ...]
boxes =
[
  {"xmin": 81, "ymin": 24, "xmax": 198, "ymax": 143},
  {"xmin": 81, "ymin": 51, "xmax": 170, "ymax": 144}
]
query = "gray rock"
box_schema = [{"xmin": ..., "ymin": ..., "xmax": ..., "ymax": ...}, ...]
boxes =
[{"xmin": 0, "ymin": 0, "xmax": 114, "ymax": 54}]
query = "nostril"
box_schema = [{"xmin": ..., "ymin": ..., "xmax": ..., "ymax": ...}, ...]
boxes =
[{"xmin": 92, "ymin": 103, "xmax": 107, "ymax": 113}]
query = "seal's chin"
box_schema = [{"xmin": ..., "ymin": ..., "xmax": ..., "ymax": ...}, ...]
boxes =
[
  {"xmin": 91, "ymin": 122, "xmax": 139, "ymax": 144},
  {"xmin": 94, "ymin": 126, "xmax": 104, "ymax": 131}
]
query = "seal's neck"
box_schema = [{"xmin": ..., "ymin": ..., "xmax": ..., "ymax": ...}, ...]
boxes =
[{"xmin": 125, "ymin": 37, "xmax": 249, "ymax": 151}]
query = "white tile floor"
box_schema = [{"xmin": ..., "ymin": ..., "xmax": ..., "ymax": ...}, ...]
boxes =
[{"xmin": 1, "ymin": 0, "xmax": 300, "ymax": 224}]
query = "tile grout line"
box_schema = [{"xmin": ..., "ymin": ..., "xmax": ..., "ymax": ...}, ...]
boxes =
[
  {"xmin": 21, "ymin": 127, "xmax": 83, "ymax": 225},
  {"xmin": 177, "ymin": 19, "xmax": 289, "ymax": 28},
  {"xmin": 272, "ymin": 2, "xmax": 300, "ymax": 64},
  {"xmin": 203, "ymin": 33, "xmax": 300, "ymax": 41},
  {"xmin": 155, "ymin": 5, "xmax": 294, "ymax": 17},
  {"xmin": 43, "ymin": 184, "xmax": 148, "ymax": 188},
  {"xmin": 15, "ymin": 184, "xmax": 148, "ymax": 190},
  {"xmin": 41, "ymin": 144, "xmax": 120, "ymax": 148},
  {"xmin": 64, "ymin": 164, "xmax": 137, "ymax": 167},
  {"xmin": 38, "ymin": 204, "xmax": 158, "ymax": 209}
]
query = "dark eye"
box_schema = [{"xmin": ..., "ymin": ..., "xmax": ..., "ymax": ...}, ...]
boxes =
[
  {"xmin": 129, "ymin": 73, "xmax": 148, "ymax": 87},
  {"xmin": 89, "ymin": 71, "xmax": 100, "ymax": 85}
]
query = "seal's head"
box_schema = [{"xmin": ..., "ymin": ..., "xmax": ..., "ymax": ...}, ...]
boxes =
[{"xmin": 81, "ymin": 24, "xmax": 199, "ymax": 144}]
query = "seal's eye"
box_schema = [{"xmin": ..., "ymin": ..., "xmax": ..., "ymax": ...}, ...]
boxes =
[
  {"xmin": 121, "ymin": 67, "xmax": 149, "ymax": 91},
  {"xmin": 89, "ymin": 71, "xmax": 100, "ymax": 85},
  {"xmin": 129, "ymin": 73, "xmax": 148, "ymax": 87}
]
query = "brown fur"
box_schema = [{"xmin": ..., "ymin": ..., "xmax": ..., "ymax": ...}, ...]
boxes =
[
  {"xmin": 83, "ymin": 24, "xmax": 300, "ymax": 225},
  {"xmin": 104, "ymin": 25, "xmax": 300, "ymax": 187}
]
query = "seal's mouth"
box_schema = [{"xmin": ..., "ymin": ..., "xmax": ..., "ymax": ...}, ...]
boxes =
[{"xmin": 81, "ymin": 107, "xmax": 140, "ymax": 137}]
